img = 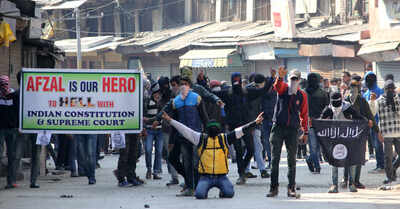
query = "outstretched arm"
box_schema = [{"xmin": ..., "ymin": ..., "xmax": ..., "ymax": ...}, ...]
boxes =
[
  {"xmin": 162, "ymin": 112, "xmax": 201, "ymax": 145},
  {"xmin": 226, "ymin": 112, "xmax": 264, "ymax": 144}
]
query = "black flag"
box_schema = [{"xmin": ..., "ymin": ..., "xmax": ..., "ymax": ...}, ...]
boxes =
[{"xmin": 312, "ymin": 119, "xmax": 368, "ymax": 167}]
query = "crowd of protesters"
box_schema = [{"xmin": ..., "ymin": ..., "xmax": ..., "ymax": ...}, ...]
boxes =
[{"xmin": 1, "ymin": 64, "xmax": 399, "ymax": 199}]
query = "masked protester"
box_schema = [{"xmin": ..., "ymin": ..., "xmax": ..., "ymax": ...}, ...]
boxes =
[
  {"xmin": 305, "ymin": 73, "xmax": 330, "ymax": 174},
  {"xmin": 162, "ymin": 111, "xmax": 264, "ymax": 199},
  {"xmin": 342, "ymin": 75, "xmax": 379, "ymax": 190},
  {"xmin": 363, "ymin": 71, "xmax": 385, "ymax": 173},
  {"xmin": 376, "ymin": 80, "xmax": 400, "ymax": 185},
  {"xmin": 321, "ymin": 91, "xmax": 367, "ymax": 193},
  {"xmin": 0, "ymin": 75, "xmax": 21, "ymax": 189},
  {"xmin": 219, "ymin": 72, "xmax": 273, "ymax": 185},
  {"xmin": 267, "ymin": 68, "xmax": 309, "ymax": 198}
]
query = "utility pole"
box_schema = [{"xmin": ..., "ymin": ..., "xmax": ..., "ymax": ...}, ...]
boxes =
[{"xmin": 75, "ymin": 7, "xmax": 82, "ymax": 69}]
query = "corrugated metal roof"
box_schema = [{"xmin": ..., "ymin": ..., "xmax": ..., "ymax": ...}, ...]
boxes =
[
  {"xmin": 296, "ymin": 23, "xmax": 368, "ymax": 39},
  {"xmin": 55, "ymin": 36, "xmax": 127, "ymax": 54},
  {"xmin": 180, "ymin": 48, "xmax": 236, "ymax": 59},
  {"xmin": 146, "ymin": 22, "xmax": 243, "ymax": 53},
  {"xmin": 358, "ymin": 41, "xmax": 400, "ymax": 56},
  {"xmin": 41, "ymin": 0, "xmax": 87, "ymax": 10}
]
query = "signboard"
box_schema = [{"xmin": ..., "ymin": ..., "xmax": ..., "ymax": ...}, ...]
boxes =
[
  {"xmin": 313, "ymin": 119, "xmax": 368, "ymax": 167},
  {"xmin": 271, "ymin": 0, "xmax": 296, "ymax": 38},
  {"xmin": 20, "ymin": 68, "xmax": 142, "ymax": 134}
]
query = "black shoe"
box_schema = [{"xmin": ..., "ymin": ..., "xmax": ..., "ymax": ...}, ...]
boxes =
[
  {"xmin": 312, "ymin": 168, "xmax": 321, "ymax": 174},
  {"xmin": 88, "ymin": 178, "xmax": 96, "ymax": 185},
  {"xmin": 70, "ymin": 173, "xmax": 79, "ymax": 177},
  {"xmin": 236, "ymin": 176, "xmax": 247, "ymax": 185},
  {"xmin": 96, "ymin": 162, "xmax": 101, "ymax": 169},
  {"xmin": 383, "ymin": 179, "xmax": 392, "ymax": 184},
  {"xmin": 30, "ymin": 183, "xmax": 40, "ymax": 189},
  {"xmin": 5, "ymin": 184, "xmax": 17, "ymax": 189},
  {"xmin": 166, "ymin": 178, "xmax": 179, "ymax": 186},
  {"xmin": 305, "ymin": 156, "xmax": 315, "ymax": 173},
  {"xmin": 354, "ymin": 182, "xmax": 365, "ymax": 189},
  {"xmin": 128, "ymin": 178, "xmax": 144, "ymax": 186},
  {"xmin": 245, "ymin": 172, "xmax": 257, "ymax": 178},
  {"xmin": 153, "ymin": 174, "xmax": 162, "ymax": 180},
  {"xmin": 261, "ymin": 170, "xmax": 270, "ymax": 178},
  {"xmin": 266, "ymin": 187, "xmax": 278, "ymax": 197},
  {"xmin": 98, "ymin": 156, "xmax": 105, "ymax": 160}
]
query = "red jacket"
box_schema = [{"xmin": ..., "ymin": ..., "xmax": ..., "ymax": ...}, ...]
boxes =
[{"xmin": 273, "ymin": 78, "xmax": 309, "ymax": 133}]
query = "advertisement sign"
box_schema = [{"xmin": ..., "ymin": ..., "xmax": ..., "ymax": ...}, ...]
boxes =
[{"xmin": 20, "ymin": 68, "xmax": 142, "ymax": 134}]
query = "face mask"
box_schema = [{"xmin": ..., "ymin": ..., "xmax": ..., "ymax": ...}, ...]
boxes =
[
  {"xmin": 332, "ymin": 100, "xmax": 342, "ymax": 108},
  {"xmin": 288, "ymin": 79, "xmax": 300, "ymax": 95},
  {"xmin": 350, "ymin": 86, "xmax": 359, "ymax": 97},
  {"xmin": 386, "ymin": 90, "xmax": 395, "ymax": 98},
  {"xmin": 207, "ymin": 126, "xmax": 220, "ymax": 138}
]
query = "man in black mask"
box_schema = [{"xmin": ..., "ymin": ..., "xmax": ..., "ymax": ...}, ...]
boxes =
[
  {"xmin": 306, "ymin": 73, "xmax": 330, "ymax": 174},
  {"xmin": 321, "ymin": 91, "xmax": 367, "ymax": 193},
  {"xmin": 376, "ymin": 80, "xmax": 400, "ymax": 185},
  {"xmin": 343, "ymin": 75, "xmax": 379, "ymax": 189},
  {"xmin": 162, "ymin": 111, "xmax": 264, "ymax": 199},
  {"xmin": 219, "ymin": 72, "xmax": 273, "ymax": 185}
]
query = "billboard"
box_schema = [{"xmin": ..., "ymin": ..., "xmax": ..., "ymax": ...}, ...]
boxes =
[{"xmin": 20, "ymin": 68, "xmax": 142, "ymax": 134}]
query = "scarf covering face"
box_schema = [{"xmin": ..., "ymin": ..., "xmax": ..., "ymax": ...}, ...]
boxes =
[
  {"xmin": 306, "ymin": 73, "xmax": 320, "ymax": 94},
  {"xmin": 0, "ymin": 75, "xmax": 10, "ymax": 97},
  {"xmin": 384, "ymin": 80, "xmax": 396, "ymax": 112},
  {"xmin": 288, "ymin": 79, "xmax": 300, "ymax": 95}
]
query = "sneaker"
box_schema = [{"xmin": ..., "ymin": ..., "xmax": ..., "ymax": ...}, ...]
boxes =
[
  {"xmin": 118, "ymin": 181, "xmax": 131, "ymax": 187},
  {"xmin": 349, "ymin": 184, "xmax": 358, "ymax": 192},
  {"xmin": 153, "ymin": 174, "xmax": 162, "ymax": 180},
  {"xmin": 383, "ymin": 179, "xmax": 392, "ymax": 184},
  {"xmin": 328, "ymin": 185, "xmax": 338, "ymax": 193},
  {"xmin": 5, "ymin": 184, "xmax": 18, "ymax": 189},
  {"xmin": 88, "ymin": 178, "xmax": 96, "ymax": 185},
  {"xmin": 146, "ymin": 170, "xmax": 152, "ymax": 179},
  {"xmin": 30, "ymin": 183, "xmax": 40, "ymax": 189},
  {"xmin": 354, "ymin": 182, "xmax": 365, "ymax": 189},
  {"xmin": 340, "ymin": 180, "xmax": 348, "ymax": 189},
  {"xmin": 135, "ymin": 177, "xmax": 145, "ymax": 184},
  {"xmin": 166, "ymin": 178, "xmax": 179, "ymax": 186},
  {"xmin": 287, "ymin": 187, "xmax": 297, "ymax": 198},
  {"xmin": 369, "ymin": 154, "xmax": 375, "ymax": 160},
  {"xmin": 176, "ymin": 188, "xmax": 194, "ymax": 197},
  {"xmin": 128, "ymin": 178, "xmax": 144, "ymax": 186},
  {"xmin": 245, "ymin": 172, "xmax": 257, "ymax": 178},
  {"xmin": 236, "ymin": 176, "xmax": 247, "ymax": 185},
  {"xmin": 70, "ymin": 173, "xmax": 79, "ymax": 178},
  {"xmin": 261, "ymin": 170, "xmax": 270, "ymax": 178},
  {"xmin": 368, "ymin": 168, "xmax": 385, "ymax": 174}
]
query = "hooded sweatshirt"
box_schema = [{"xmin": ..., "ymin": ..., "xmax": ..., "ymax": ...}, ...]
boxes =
[{"xmin": 363, "ymin": 71, "xmax": 384, "ymax": 122}]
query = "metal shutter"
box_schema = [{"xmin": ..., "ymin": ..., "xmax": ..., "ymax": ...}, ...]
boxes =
[{"xmin": 286, "ymin": 57, "xmax": 310, "ymax": 79}]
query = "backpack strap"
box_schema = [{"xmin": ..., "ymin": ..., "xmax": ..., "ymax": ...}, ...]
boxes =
[{"xmin": 218, "ymin": 134, "xmax": 229, "ymax": 172}]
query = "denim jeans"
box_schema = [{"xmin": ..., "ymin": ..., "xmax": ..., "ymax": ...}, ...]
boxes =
[
  {"xmin": 0, "ymin": 129, "xmax": 23, "ymax": 185},
  {"xmin": 308, "ymin": 128, "xmax": 321, "ymax": 170},
  {"xmin": 246, "ymin": 128, "xmax": 266, "ymax": 173},
  {"xmin": 372, "ymin": 130, "xmax": 384, "ymax": 169},
  {"xmin": 145, "ymin": 129, "xmax": 164, "ymax": 174},
  {"xmin": 262, "ymin": 122, "xmax": 272, "ymax": 166},
  {"xmin": 195, "ymin": 174, "xmax": 234, "ymax": 199},
  {"xmin": 332, "ymin": 165, "xmax": 356, "ymax": 185},
  {"xmin": 76, "ymin": 134, "xmax": 97, "ymax": 180}
]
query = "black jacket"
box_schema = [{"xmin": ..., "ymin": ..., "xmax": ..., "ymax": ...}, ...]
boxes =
[{"xmin": 0, "ymin": 90, "xmax": 19, "ymax": 129}]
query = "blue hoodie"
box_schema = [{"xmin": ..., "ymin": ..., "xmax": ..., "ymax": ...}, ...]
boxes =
[{"xmin": 363, "ymin": 71, "xmax": 383, "ymax": 122}]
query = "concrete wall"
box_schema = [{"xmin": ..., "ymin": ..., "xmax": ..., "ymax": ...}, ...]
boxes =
[{"xmin": 369, "ymin": 0, "xmax": 400, "ymax": 41}]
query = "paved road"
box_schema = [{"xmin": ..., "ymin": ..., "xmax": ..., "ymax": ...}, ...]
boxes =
[{"xmin": 1, "ymin": 151, "xmax": 399, "ymax": 209}]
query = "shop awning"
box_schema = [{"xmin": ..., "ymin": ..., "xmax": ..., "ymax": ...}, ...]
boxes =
[
  {"xmin": 179, "ymin": 48, "xmax": 243, "ymax": 68},
  {"xmin": 358, "ymin": 41, "xmax": 400, "ymax": 62}
]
